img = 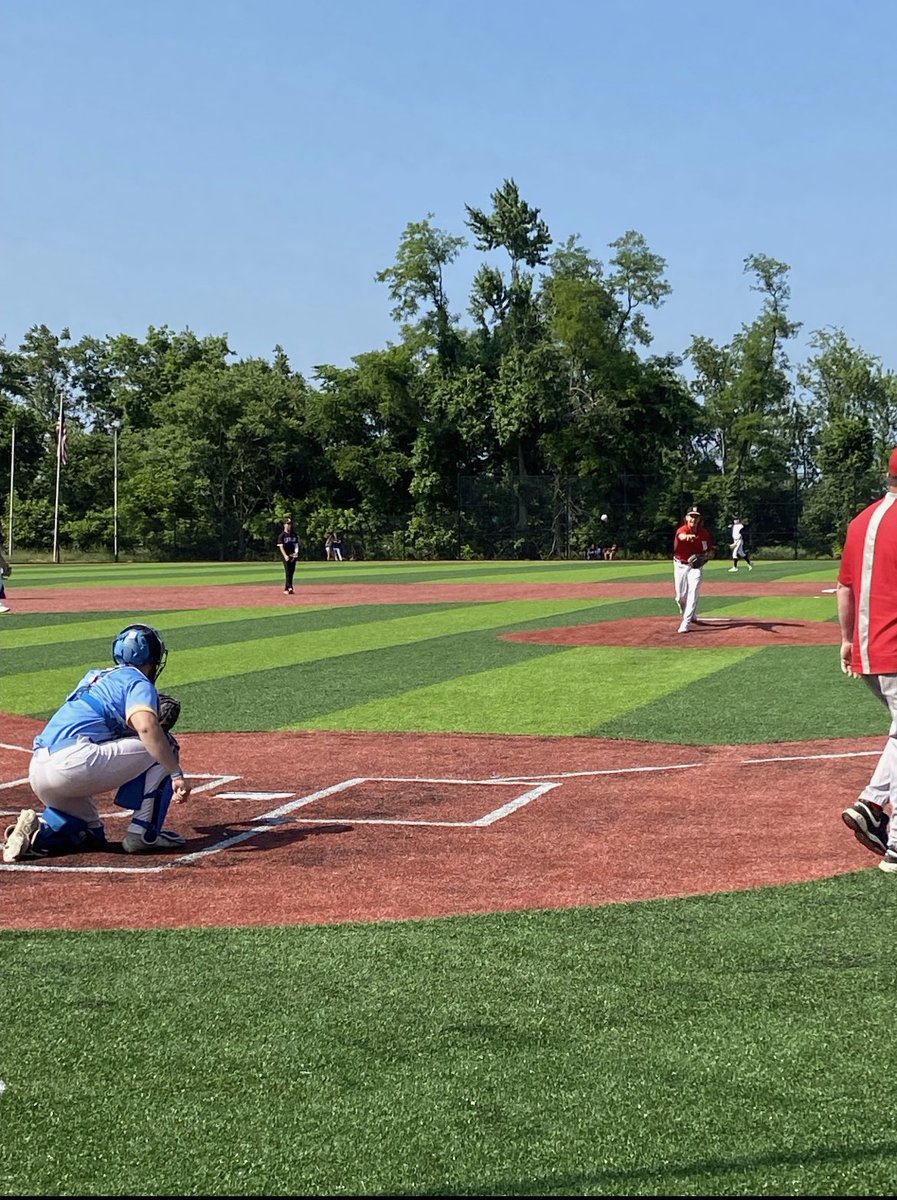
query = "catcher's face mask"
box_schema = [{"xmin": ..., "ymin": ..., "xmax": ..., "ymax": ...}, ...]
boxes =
[{"xmin": 112, "ymin": 624, "xmax": 168, "ymax": 682}]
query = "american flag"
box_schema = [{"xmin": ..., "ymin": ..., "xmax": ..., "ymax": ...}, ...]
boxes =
[{"xmin": 57, "ymin": 414, "xmax": 68, "ymax": 465}]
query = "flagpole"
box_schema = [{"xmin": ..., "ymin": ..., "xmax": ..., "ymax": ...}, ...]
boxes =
[
  {"xmin": 7, "ymin": 424, "xmax": 14, "ymax": 556},
  {"xmin": 112, "ymin": 420, "xmax": 120, "ymax": 563},
  {"xmin": 52, "ymin": 389, "xmax": 64, "ymax": 564}
]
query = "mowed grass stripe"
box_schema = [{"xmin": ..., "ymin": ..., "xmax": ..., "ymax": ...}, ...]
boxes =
[
  {"xmin": 0, "ymin": 604, "xmax": 461, "ymax": 674},
  {"xmin": 694, "ymin": 595, "xmax": 839, "ymax": 621},
  {"xmin": 169, "ymin": 630, "xmax": 567, "ymax": 731},
  {"xmin": 0, "ymin": 605, "xmax": 333, "ymax": 650},
  {"xmin": 0, "ymin": 599, "xmax": 607, "ymax": 715},
  {"xmin": 598, "ymin": 644, "xmax": 884, "ymax": 744},
  {"xmin": 299, "ymin": 644, "xmax": 756, "ymax": 736}
]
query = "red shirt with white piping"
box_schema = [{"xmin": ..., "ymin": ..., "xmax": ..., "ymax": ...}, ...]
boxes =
[{"xmin": 838, "ymin": 491, "xmax": 897, "ymax": 674}]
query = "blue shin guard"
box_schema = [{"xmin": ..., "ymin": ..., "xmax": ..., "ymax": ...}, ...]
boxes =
[
  {"xmin": 123, "ymin": 777, "xmax": 174, "ymax": 842},
  {"xmin": 37, "ymin": 807, "xmax": 108, "ymax": 854}
]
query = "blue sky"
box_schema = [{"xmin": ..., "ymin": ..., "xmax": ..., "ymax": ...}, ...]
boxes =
[{"xmin": 3, "ymin": 0, "xmax": 896, "ymax": 379}]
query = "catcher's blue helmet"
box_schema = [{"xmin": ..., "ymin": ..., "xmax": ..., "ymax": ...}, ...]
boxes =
[{"xmin": 112, "ymin": 623, "xmax": 167, "ymax": 680}]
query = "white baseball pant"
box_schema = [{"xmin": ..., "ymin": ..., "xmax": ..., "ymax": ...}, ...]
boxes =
[
  {"xmin": 673, "ymin": 559, "xmax": 703, "ymax": 628},
  {"xmin": 29, "ymin": 737, "xmax": 170, "ymax": 830}
]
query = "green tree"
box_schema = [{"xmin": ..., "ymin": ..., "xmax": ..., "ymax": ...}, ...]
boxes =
[
  {"xmin": 375, "ymin": 215, "xmax": 467, "ymax": 363},
  {"xmin": 688, "ymin": 255, "xmax": 800, "ymax": 528}
]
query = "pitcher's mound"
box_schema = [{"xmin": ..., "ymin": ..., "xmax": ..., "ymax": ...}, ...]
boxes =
[{"xmin": 504, "ymin": 617, "xmax": 839, "ymax": 648}]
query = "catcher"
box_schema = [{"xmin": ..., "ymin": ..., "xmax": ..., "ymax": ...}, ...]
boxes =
[
  {"xmin": 673, "ymin": 506, "xmax": 716, "ymax": 633},
  {"xmin": 2, "ymin": 623, "xmax": 192, "ymax": 862}
]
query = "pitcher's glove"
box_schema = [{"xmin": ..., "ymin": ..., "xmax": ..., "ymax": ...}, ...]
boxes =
[
  {"xmin": 688, "ymin": 553, "xmax": 710, "ymax": 569},
  {"xmin": 157, "ymin": 693, "xmax": 181, "ymax": 732}
]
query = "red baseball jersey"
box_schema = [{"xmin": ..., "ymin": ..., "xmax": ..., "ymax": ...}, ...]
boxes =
[
  {"xmin": 838, "ymin": 491, "xmax": 897, "ymax": 673},
  {"xmin": 673, "ymin": 523, "xmax": 715, "ymax": 564}
]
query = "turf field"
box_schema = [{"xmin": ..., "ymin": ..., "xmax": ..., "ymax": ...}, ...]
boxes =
[{"xmin": 2, "ymin": 559, "xmax": 895, "ymax": 1197}]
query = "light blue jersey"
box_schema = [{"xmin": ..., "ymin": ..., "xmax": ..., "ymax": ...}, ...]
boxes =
[{"xmin": 33, "ymin": 665, "xmax": 158, "ymax": 751}]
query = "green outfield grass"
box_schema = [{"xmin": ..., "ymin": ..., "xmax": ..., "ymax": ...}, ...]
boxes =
[
  {"xmin": 0, "ymin": 562, "xmax": 862, "ymax": 743},
  {"xmin": 0, "ymin": 560, "xmax": 891, "ymax": 1197}
]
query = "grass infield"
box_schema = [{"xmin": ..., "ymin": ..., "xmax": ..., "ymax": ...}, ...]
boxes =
[{"xmin": 1, "ymin": 559, "xmax": 891, "ymax": 1197}]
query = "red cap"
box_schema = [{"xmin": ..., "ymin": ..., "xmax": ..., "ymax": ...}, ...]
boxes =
[{"xmin": 889, "ymin": 449, "xmax": 897, "ymax": 477}]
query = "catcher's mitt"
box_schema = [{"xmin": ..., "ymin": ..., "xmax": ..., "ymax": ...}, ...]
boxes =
[
  {"xmin": 157, "ymin": 693, "xmax": 181, "ymax": 732},
  {"xmin": 687, "ymin": 553, "xmax": 710, "ymax": 569}
]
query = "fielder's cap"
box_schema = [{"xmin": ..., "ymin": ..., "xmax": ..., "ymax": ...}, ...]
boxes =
[
  {"xmin": 686, "ymin": 506, "xmax": 701, "ymax": 517},
  {"xmin": 889, "ymin": 449, "xmax": 897, "ymax": 477}
]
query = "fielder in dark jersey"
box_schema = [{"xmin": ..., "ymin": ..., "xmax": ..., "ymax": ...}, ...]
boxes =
[{"xmin": 277, "ymin": 517, "xmax": 300, "ymax": 594}]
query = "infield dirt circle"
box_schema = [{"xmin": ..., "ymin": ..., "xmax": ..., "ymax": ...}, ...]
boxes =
[{"xmin": 1, "ymin": 575, "xmax": 873, "ymax": 931}]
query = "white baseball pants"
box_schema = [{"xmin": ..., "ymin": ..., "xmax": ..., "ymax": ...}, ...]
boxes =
[
  {"xmin": 673, "ymin": 560, "xmax": 703, "ymax": 628},
  {"xmin": 29, "ymin": 737, "xmax": 168, "ymax": 828},
  {"xmin": 859, "ymin": 675, "xmax": 897, "ymax": 847}
]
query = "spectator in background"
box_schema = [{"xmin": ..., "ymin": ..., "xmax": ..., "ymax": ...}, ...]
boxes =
[
  {"xmin": 331, "ymin": 531, "xmax": 344, "ymax": 562},
  {"xmin": 605, "ymin": 544, "xmax": 618, "ymax": 561},
  {"xmin": 0, "ymin": 522, "xmax": 10, "ymax": 613}
]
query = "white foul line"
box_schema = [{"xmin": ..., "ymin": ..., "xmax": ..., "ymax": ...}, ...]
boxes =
[{"xmin": 741, "ymin": 750, "xmax": 881, "ymax": 763}]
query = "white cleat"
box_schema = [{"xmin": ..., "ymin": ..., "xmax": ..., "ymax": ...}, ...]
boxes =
[{"xmin": 2, "ymin": 809, "xmax": 42, "ymax": 862}]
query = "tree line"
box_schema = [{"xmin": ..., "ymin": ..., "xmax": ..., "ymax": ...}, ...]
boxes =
[{"xmin": 2, "ymin": 178, "xmax": 895, "ymax": 561}]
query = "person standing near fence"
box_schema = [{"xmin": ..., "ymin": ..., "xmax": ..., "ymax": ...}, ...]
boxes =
[
  {"xmin": 0, "ymin": 522, "xmax": 11, "ymax": 613},
  {"xmin": 672, "ymin": 506, "xmax": 715, "ymax": 633},
  {"xmin": 277, "ymin": 516, "xmax": 300, "ymax": 594}
]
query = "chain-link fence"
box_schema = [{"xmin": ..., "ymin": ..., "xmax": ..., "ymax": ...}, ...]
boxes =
[{"xmin": 455, "ymin": 475, "xmax": 811, "ymax": 560}]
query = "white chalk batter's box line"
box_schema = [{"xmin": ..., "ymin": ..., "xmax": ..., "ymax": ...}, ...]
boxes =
[
  {"xmin": 0, "ymin": 776, "xmax": 560, "ymax": 874},
  {"xmin": 0, "ymin": 746, "xmax": 885, "ymax": 874}
]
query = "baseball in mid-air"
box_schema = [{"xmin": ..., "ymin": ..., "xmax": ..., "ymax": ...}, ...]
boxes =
[{"xmin": 600, "ymin": 513, "xmax": 608, "ymax": 522}]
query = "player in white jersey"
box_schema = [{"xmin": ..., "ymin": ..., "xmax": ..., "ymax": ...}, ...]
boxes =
[{"xmin": 728, "ymin": 517, "xmax": 753, "ymax": 572}]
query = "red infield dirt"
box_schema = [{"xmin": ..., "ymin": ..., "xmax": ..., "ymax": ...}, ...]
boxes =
[
  {"xmin": 5, "ymin": 574, "xmax": 838, "ymax": 613},
  {"xmin": 1, "ymin": 573, "xmax": 866, "ymax": 933},
  {"xmin": 0, "ymin": 717, "xmax": 877, "ymax": 932}
]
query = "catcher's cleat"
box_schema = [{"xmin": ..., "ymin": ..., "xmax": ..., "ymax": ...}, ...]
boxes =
[
  {"xmin": 122, "ymin": 828, "xmax": 187, "ymax": 854},
  {"xmin": 2, "ymin": 809, "xmax": 44, "ymax": 863},
  {"xmin": 842, "ymin": 800, "xmax": 889, "ymax": 857}
]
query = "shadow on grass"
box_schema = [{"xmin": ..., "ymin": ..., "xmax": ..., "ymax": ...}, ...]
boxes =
[{"xmin": 395, "ymin": 1140, "xmax": 897, "ymax": 1196}]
